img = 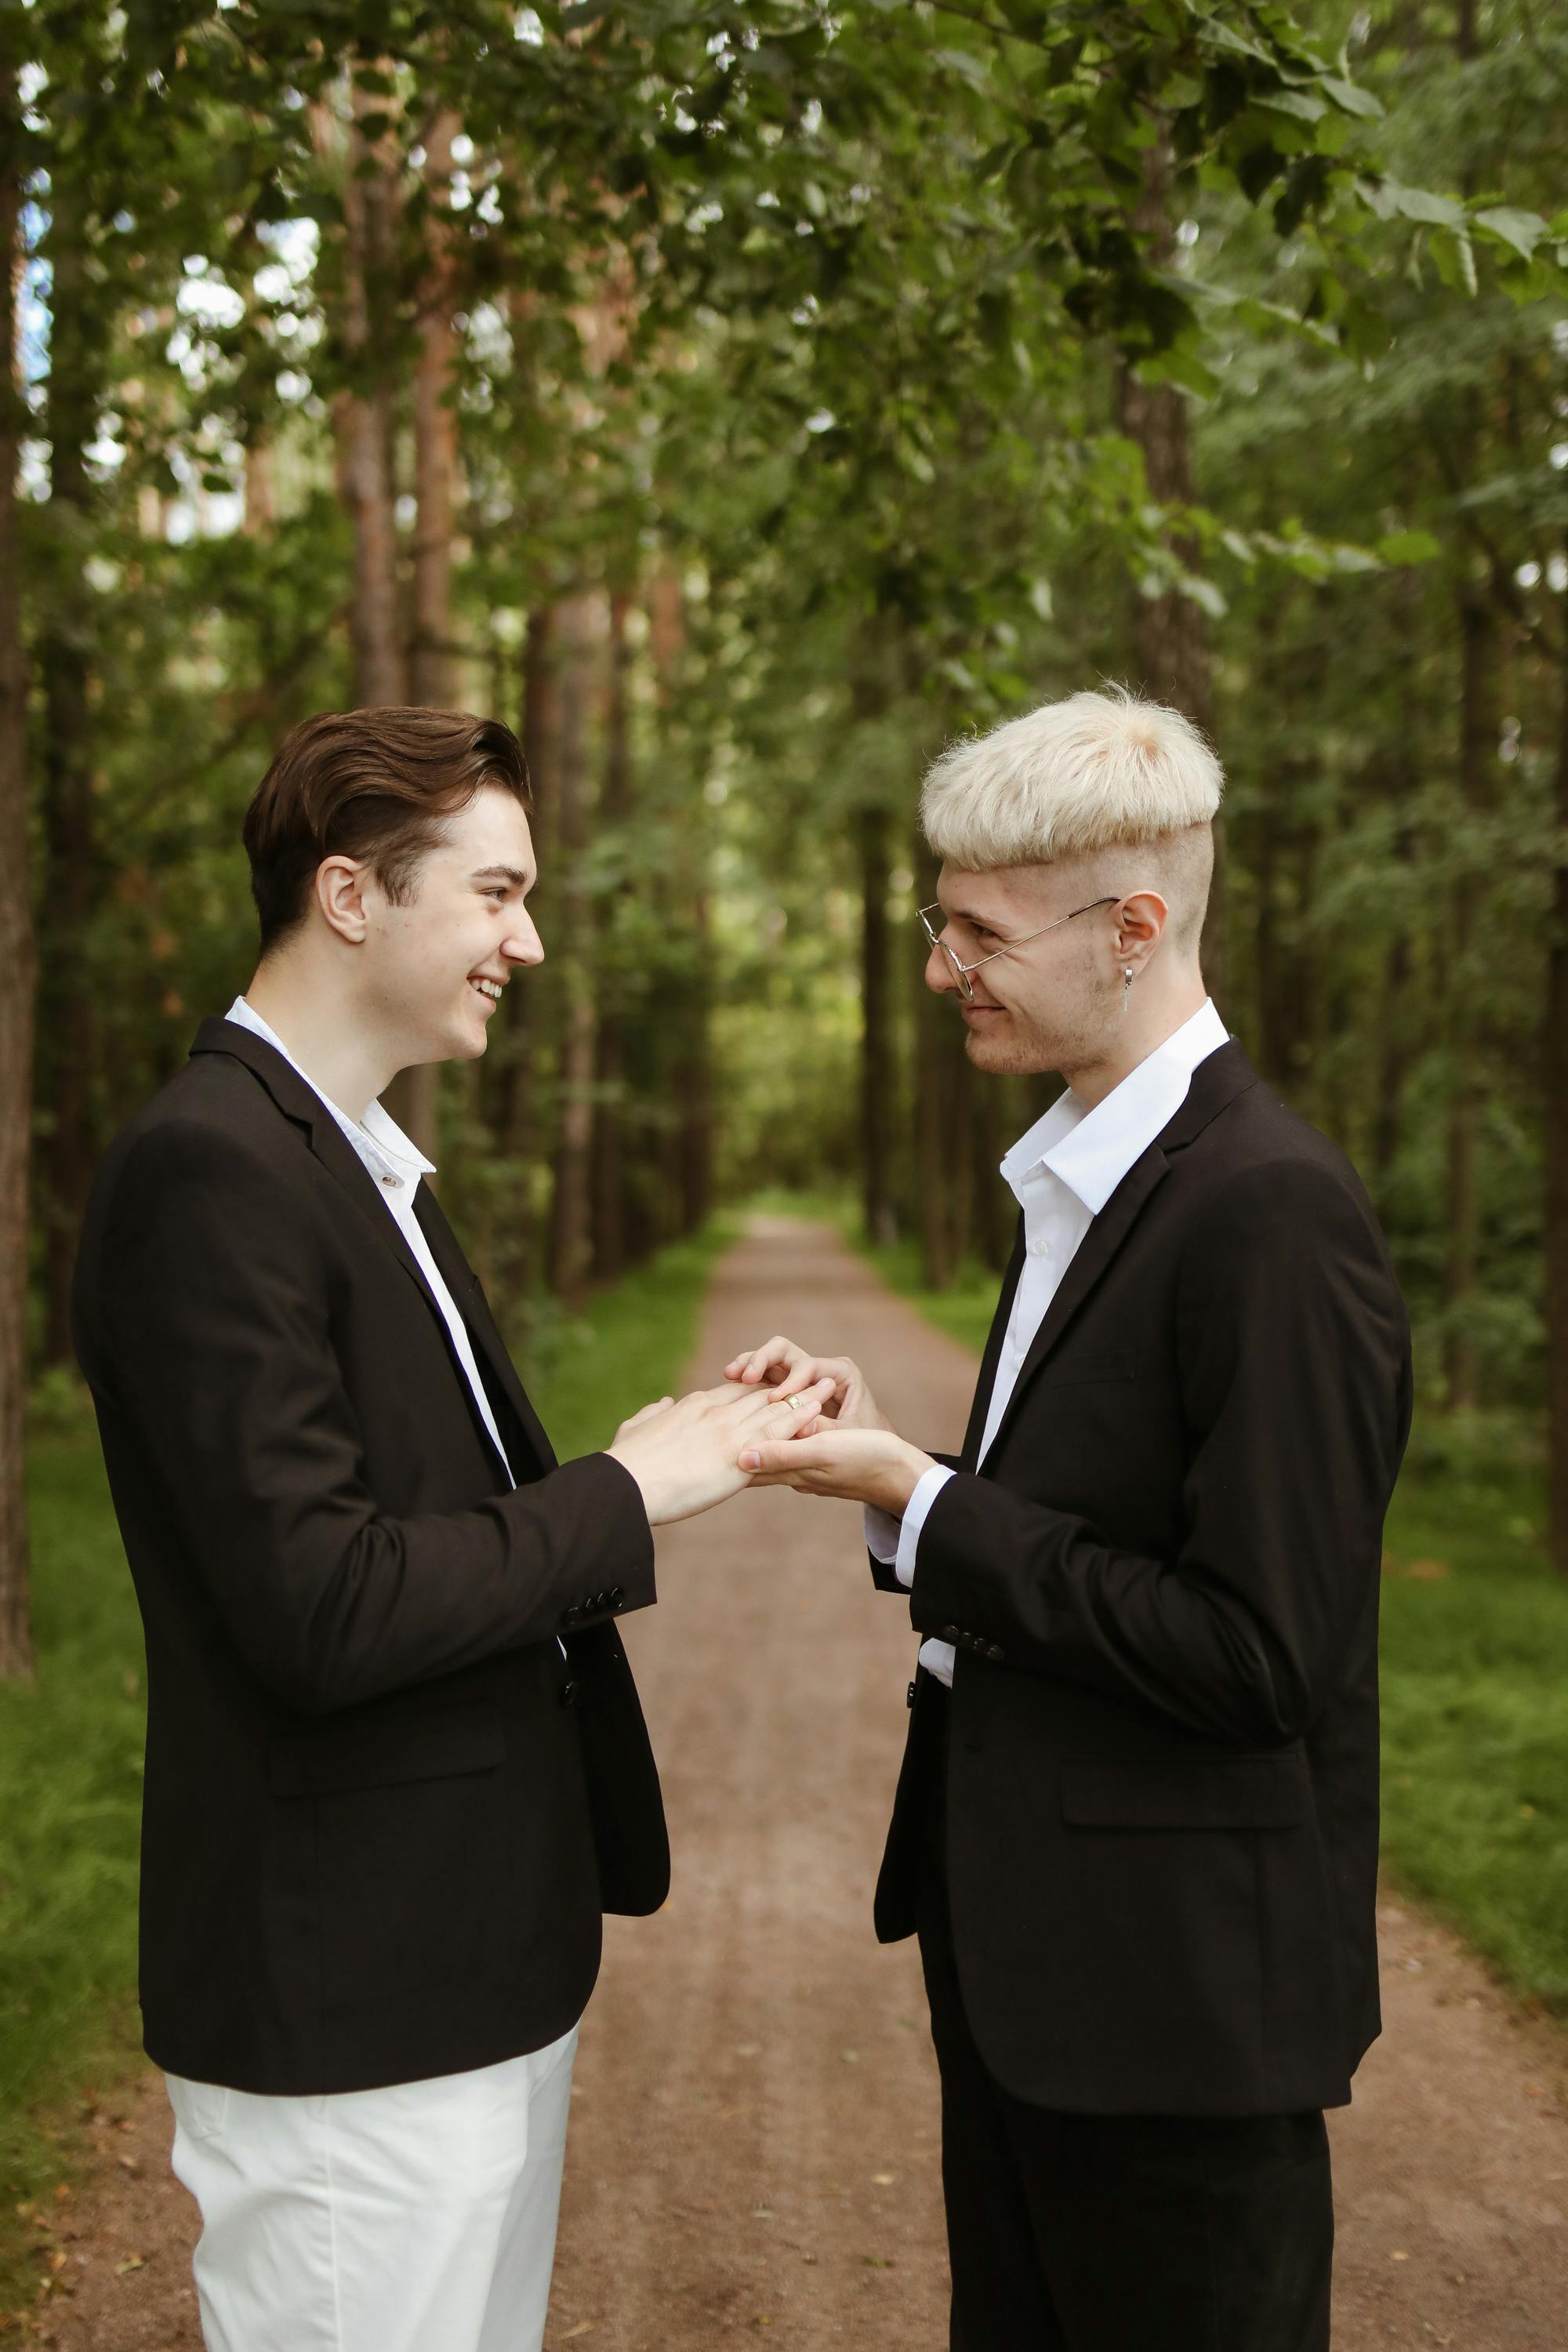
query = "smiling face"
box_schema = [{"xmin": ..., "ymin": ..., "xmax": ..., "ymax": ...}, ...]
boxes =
[
  {"xmin": 925, "ymin": 861, "xmax": 1125, "ymax": 1077},
  {"xmin": 353, "ymin": 785, "xmax": 543, "ymax": 1069}
]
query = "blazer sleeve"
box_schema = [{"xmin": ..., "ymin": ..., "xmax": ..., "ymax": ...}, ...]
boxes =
[
  {"xmin": 906, "ymin": 1158, "xmax": 1410, "ymax": 1746},
  {"xmin": 93, "ymin": 1120, "xmax": 656, "ymax": 1716},
  {"xmin": 866, "ymin": 1450, "xmax": 963, "ymax": 1592}
]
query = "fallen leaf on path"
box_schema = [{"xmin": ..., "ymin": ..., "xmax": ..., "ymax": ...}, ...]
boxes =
[
  {"xmin": 871, "ymin": 2173, "xmax": 895, "ymax": 2185},
  {"xmin": 557, "ymin": 2325, "xmax": 595, "ymax": 2343},
  {"xmin": 115, "ymin": 2255, "xmax": 147, "ymax": 2275},
  {"xmin": 1389, "ymin": 2250, "xmax": 1409, "ymax": 2262},
  {"xmin": 862, "ymin": 2256, "xmax": 894, "ymax": 2268}
]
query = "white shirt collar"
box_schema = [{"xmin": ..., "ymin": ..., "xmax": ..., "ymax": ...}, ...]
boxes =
[
  {"xmin": 1000, "ymin": 999, "xmax": 1230, "ymax": 1218},
  {"xmin": 224, "ymin": 996, "xmax": 436, "ymax": 1192}
]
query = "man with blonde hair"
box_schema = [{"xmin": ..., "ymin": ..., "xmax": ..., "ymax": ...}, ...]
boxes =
[{"xmin": 731, "ymin": 688, "xmax": 1410, "ymax": 2350}]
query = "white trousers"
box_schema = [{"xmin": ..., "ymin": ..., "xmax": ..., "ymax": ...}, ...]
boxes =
[{"xmin": 166, "ymin": 2027, "xmax": 578, "ymax": 2352}]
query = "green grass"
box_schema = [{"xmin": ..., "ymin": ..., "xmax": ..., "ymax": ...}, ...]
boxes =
[
  {"xmin": 861, "ymin": 1236, "xmax": 1568, "ymax": 2023},
  {"xmin": 0, "ymin": 1218, "xmax": 733, "ymax": 2305}
]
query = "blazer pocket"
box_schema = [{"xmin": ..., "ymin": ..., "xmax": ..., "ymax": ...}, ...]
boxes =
[
  {"xmin": 268, "ymin": 1703, "xmax": 506, "ymax": 1798},
  {"xmin": 1036, "ymin": 1352, "xmax": 1136, "ymax": 1388},
  {"xmin": 1060, "ymin": 1754, "xmax": 1308, "ymax": 1831}
]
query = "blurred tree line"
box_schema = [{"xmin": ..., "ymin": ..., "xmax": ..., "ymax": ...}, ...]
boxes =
[{"xmin": 2, "ymin": 0, "xmax": 1565, "ymax": 1679}]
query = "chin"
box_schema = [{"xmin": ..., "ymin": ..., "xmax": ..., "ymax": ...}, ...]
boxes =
[{"xmin": 964, "ymin": 1026, "xmax": 1051, "ymax": 1077}]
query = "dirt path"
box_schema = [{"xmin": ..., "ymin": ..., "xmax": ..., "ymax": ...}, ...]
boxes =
[{"xmin": 15, "ymin": 1219, "xmax": 1568, "ymax": 2349}]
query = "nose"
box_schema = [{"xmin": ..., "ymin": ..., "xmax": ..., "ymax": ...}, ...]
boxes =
[
  {"xmin": 925, "ymin": 940, "xmax": 960, "ymax": 997},
  {"xmin": 505, "ymin": 912, "xmax": 544, "ymax": 969}
]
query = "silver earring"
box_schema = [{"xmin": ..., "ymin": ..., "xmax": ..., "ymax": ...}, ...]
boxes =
[{"xmin": 1122, "ymin": 966, "xmax": 1133, "ymax": 1012}]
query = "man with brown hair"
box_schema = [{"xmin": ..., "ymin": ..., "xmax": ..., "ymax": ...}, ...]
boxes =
[{"xmin": 71, "ymin": 706, "xmax": 829, "ymax": 2352}]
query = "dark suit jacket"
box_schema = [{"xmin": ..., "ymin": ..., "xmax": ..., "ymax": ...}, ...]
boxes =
[
  {"xmin": 874, "ymin": 1042, "xmax": 1410, "ymax": 2118},
  {"xmin": 71, "ymin": 1018, "xmax": 669, "ymax": 2097}
]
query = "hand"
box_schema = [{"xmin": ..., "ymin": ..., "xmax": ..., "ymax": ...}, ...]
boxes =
[
  {"xmin": 736, "ymin": 1425, "xmax": 936, "ymax": 1516},
  {"xmin": 722, "ymin": 1334, "xmax": 890, "ymax": 1432},
  {"xmin": 608, "ymin": 1378, "xmax": 838, "ymax": 1526}
]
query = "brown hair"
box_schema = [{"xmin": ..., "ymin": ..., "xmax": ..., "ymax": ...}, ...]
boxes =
[{"xmin": 242, "ymin": 707, "xmax": 531, "ymax": 953}]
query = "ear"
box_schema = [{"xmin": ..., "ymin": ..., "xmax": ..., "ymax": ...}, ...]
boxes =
[
  {"xmin": 1115, "ymin": 889, "xmax": 1168, "ymax": 972},
  {"xmin": 314, "ymin": 855, "xmax": 372, "ymax": 947}
]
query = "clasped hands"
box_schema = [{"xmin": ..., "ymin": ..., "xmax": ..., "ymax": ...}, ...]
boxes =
[{"xmin": 605, "ymin": 1334, "xmax": 932, "ymax": 1528}]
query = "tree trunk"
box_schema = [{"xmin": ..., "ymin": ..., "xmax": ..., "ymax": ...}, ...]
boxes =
[
  {"xmin": 1443, "ymin": 584, "xmax": 1498, "ymax": 1410},
  {"xmin": 410, "ymin": 109, "xmax": 460, "ymax": 710},
  {"xmin": 670, "ymin": 891, "xmax": 715, "ymax": 1239},
  {"xmin": 648, "ymin": 568, "xmax": 712, "ymax": 1238},
  {"xmin": 1545, "ymin": 625, "xmax": 1568, "ymax": 1574},
  {"xmin": 385, "ymin": 107, "xmax": 466, "ymax": 1165},
  {"xmin": 590, "ymin": 592, "xmax": 633, "ymax": 1280},
  {"xmin": 36, "ymin": 164, "xmax": 100, "ymax": 1367},
  {"xmin": 546, "ymin": 593, "xmax": 601, "ymax": 1306},
  {"xmin": 858, "ymin": 805, "xmax": 897, "ymax": 1245},
  {"xmin": 1116, "ymin": 143, "xmax": 1223, "ymax": 997},
  {"xmin": 325, "ymin": 81, "xmax": 404, "ymax": 710},
  {"xmin": 913, "ymin": 836, "xmax": 963, "ymax": 1287},
  {"xmin": 0, "ymin": 60, "xmax": 36, "ymax": 1679},
  {"xmin": 485, "ymin": 606, "xmax": 557, "ymax": 1301}
]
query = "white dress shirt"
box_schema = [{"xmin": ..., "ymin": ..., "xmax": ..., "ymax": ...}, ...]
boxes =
[
  {"xmin": 226, "ymin": 996, "xmax": 514, "ymax": 1486},
  {"xmin": 871, "ymin": 999, "xmax": 1230, "ymax": 1687}
]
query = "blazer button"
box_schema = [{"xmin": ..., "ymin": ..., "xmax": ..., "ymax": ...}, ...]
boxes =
[
  {"xmin": 609, "ymin": 1586, "xmax": 626, "ymax": 1610},
  {"xmin": 986, "ymin": 1643, "xmax": 1006, "ymax": 1662},
  {"xmin": 906, "ymin": 1681, "xmax": 917, "ymax": 1710},
  {"xmin": 560, "ymin": 1680, "xmax": 580, "ymax": 1708},
  {"xmin": 561, "ymin": 1606, "xmax": 583, "ymax": 1630},
  {"xmin": 939, "ymin": 1625, "xmax": 962, "ymax": 1644}
]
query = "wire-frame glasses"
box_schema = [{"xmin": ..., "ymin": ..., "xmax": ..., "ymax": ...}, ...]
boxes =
[{"xmin": 916, "ymin": 898, "xmax": 1120, "ymax": 1001}]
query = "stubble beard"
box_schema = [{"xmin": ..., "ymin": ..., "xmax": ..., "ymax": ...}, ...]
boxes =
[{"xmin": 961, "ymin": 996, "xmax": 1106, "ymax": 1080}]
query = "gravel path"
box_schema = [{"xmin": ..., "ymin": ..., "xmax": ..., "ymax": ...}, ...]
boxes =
[{"xmin": 13, "ymin": 1218, "xmax": 1567, "ymax": 2349}]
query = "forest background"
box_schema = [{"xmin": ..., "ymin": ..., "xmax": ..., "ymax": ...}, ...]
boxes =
[{"xmin": 2, "ymin": 0, "xmax": 1568, "ymax": 2295}]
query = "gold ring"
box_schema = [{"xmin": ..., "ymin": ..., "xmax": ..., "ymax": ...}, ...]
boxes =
[{"xmin": 787, "ymin": 1392, "xmax": 809, "ymax": 1411}]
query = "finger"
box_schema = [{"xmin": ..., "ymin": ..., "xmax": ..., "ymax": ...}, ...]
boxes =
[
  {"xmin": 620, "ymin": 1395, "xmax": 674, "ymax": 1432},
  {"xmin": 745, "ymin": 1377, "xmax": 837, "ymax": 1428},
  {"xmin": 766, "ymin": 1356, "xmax": 852, "ymax": 1403},
  {"xmin": 739, "ymin": 1436, "xmax": 833, "ymax": 1474},
  {"xmin": 739, "ymin": 1335, "xmax": 801, "ymax": 1385}
]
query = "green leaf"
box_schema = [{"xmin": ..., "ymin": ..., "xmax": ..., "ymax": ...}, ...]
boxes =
[
  {"xmin": 932, "ymin": 48, "xmax": 990, "ymax": 89},
  {"xmin": 1472, "ymin": 207, "xmax": 1547, "ymax": 263},
  {"xmin": 1321, "ymin": 76, "xmax": 1382, "ymax": 121},
  {"xmin": 1137, "ymin": 346, "xmax": 1221, "ymax": 399},
  {"xmin": 1432, "ymin": 225, "xmax": 1479, "ymax": 296},
  {"xmin": 1376, "ymin": 531, "xmax": 1443, "ymax": 566},
  {"xmin": 1385, "ymin": 181, "xmax": 1468, "ymax": 232},
  {"xmin": 1258, "ymin": 90, "xmax": 1327, "ymax": 125},
  {"xmin": 1178, "ymin": 572, "xmax": 1227, "ymax": 620}
]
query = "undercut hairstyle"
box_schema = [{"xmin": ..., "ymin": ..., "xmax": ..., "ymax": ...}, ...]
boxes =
[
  {"xmin": 243, "ymin": 707, "xmax": 531, "ymax": 954},
  {"xmin": 921, "ymin": 687, "xmax": 1224, "ymax": 872}
]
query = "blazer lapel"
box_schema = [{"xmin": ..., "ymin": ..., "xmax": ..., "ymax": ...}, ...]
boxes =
[
  {"xmin": 960, "ymin": 1218, "xmax": 1025, "ymax": 1469},
  {"xmin": 191, "ymin": 1020, "xmax": 450, "ymax": 1317},
  {"xmin": 413, "ymin": 1185, "xmax": 557, "ymax": 1474},
  {"xmin": 190, "ymin": 1019, "xmax": 547, "ymax": 1476},
  {"xmin": 976, "ymin": 1039, "xmax": 1262, "ymax": 1467}
]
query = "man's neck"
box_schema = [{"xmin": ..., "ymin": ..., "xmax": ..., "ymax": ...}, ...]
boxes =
[
  {"xmin": 1058, "ymin": 980, "xmax": 1212, "ymax": 1111},
  {"xmin": 241, "ymin": 964, "xmax": 394, "ymax": 1125}
]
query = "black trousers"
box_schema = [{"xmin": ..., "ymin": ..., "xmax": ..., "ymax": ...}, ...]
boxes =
[{"xmin": 914, "ymin": 1733, "xmax": 1334, "ymax": 2351}]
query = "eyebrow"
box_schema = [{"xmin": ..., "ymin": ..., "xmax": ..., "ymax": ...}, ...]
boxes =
[{"xmin": 470, "ymin": 865, "xmax": 533, "ymax": 889}]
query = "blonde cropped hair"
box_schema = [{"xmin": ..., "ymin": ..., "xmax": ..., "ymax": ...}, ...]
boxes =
[{"xmin": 921, "ymin": 687, "xmax": 1224, "ymax": 870}]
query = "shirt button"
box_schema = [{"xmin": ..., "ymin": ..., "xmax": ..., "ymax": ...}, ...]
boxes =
[{"xmin": 381, "ymin": 1175, "xmax": 397, "ymax": 1188}]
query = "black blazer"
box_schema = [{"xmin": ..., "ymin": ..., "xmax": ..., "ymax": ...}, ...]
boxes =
[
  {"xmin": 71, "ymin": 1018, "xmax": 669, "ymax": 2097},
  {"xmin": 875, "ymin": 1042, "xmax": 1410, "ymax": 2118}
]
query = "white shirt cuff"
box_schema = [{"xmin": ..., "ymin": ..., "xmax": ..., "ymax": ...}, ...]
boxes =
[
  {"xmin": 893, "ymin": 1465, "xmax": 956, "ymax": 1588},
  {"xmin": 864, "ymin": 1504, "xmax": 902, "ymax": 1565}
]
